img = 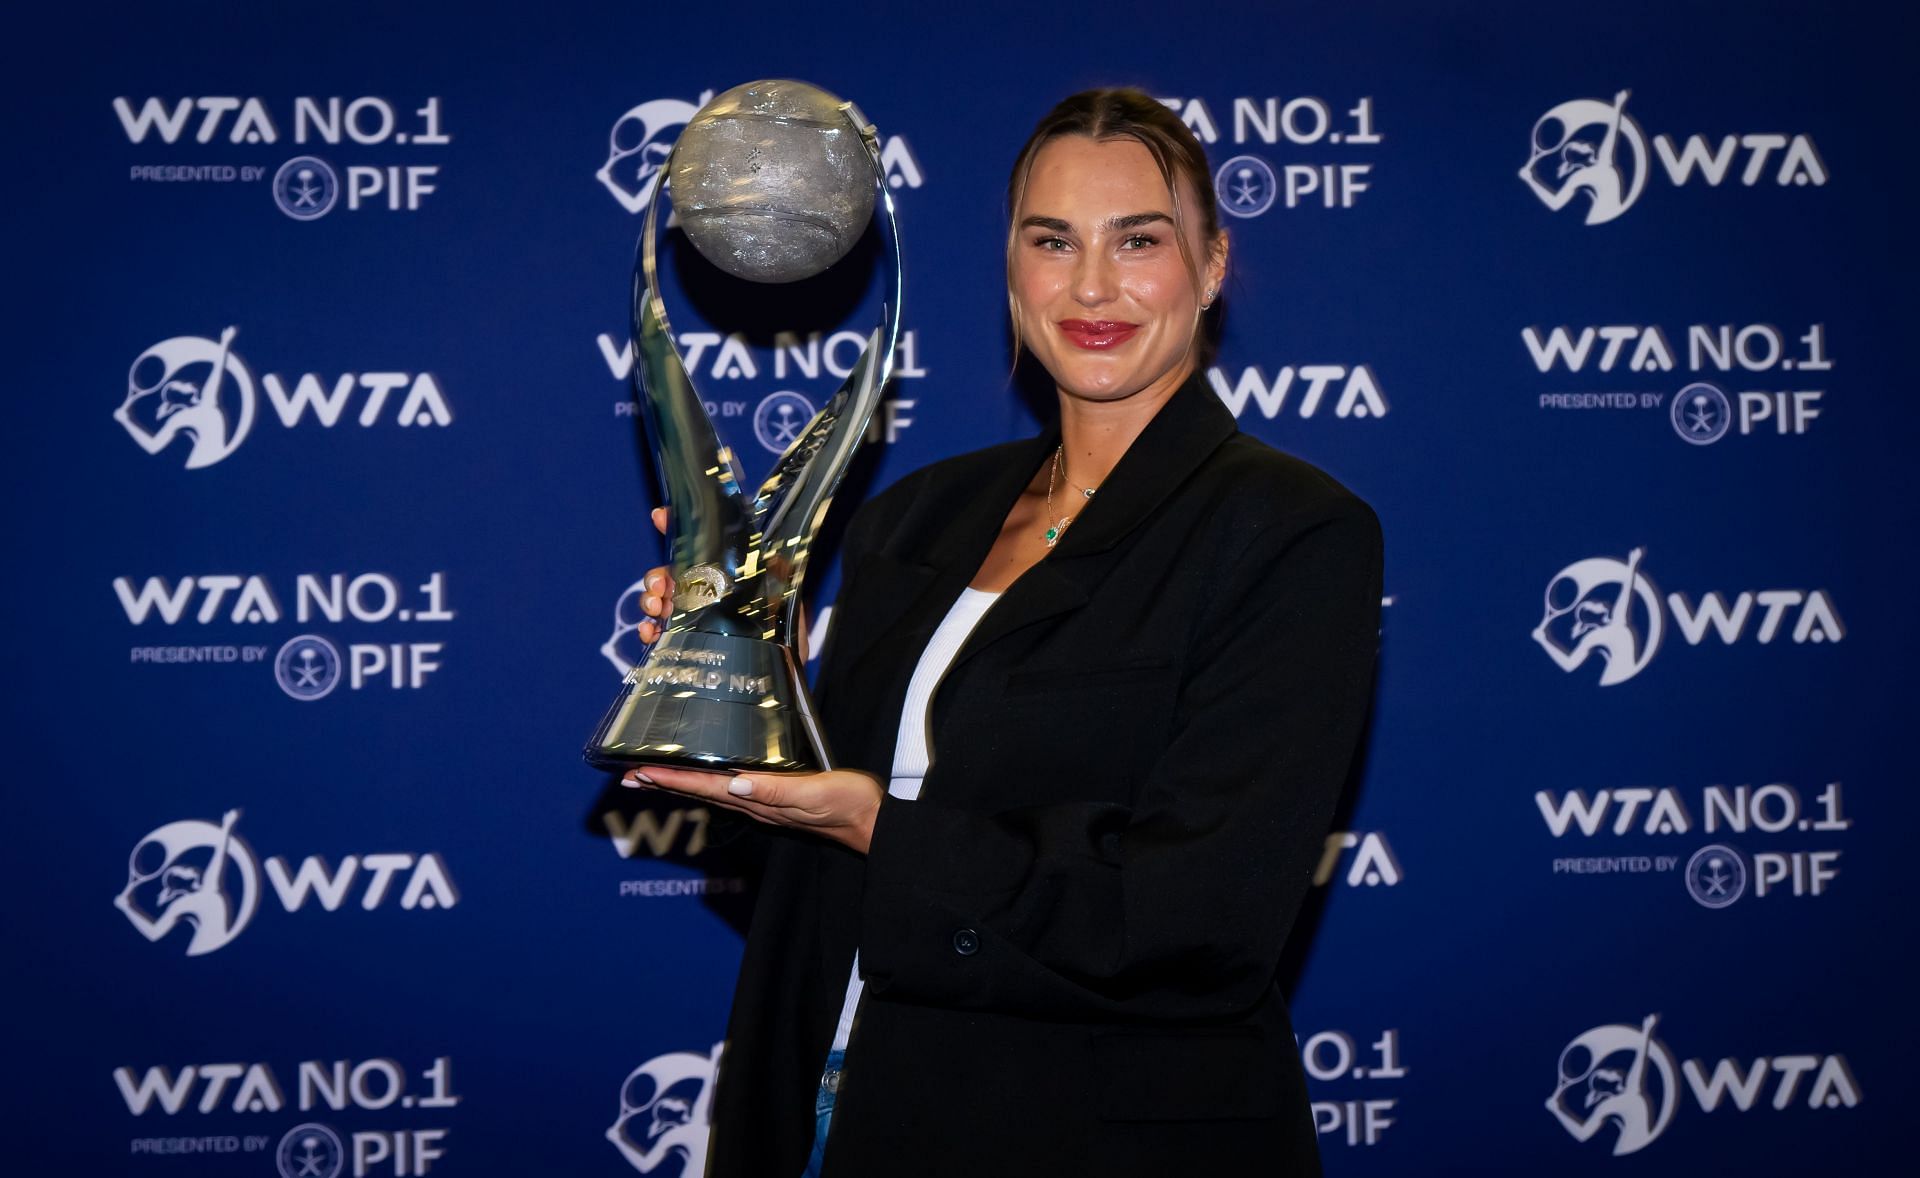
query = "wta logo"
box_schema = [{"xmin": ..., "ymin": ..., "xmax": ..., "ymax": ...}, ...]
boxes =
[
  {"xmin": 115, "ymin": 810, "xmax": 260, "ymax": 955},
  {"xmin": 115, "ymin": 809, "xmax": 458, "ymax": 955},
  {"xmin": 597, "ymin": 94, "xmax": 712, "ymax": 214},
  {"xmin": 118, "ymin": 329, "xmax": 256, "ymax": 469},
  {"xmin": 1533, "ymin": 549, "xmax": 1662, "ymax": 686},
  {"xmin": 1519, "ymin": 91, "xmax": 1648, "ymax": 226},
  {"xmin": 1548, "ymin": 1015, "xmax": 1677, "ymax": 1155},
  {"xmin": 117, "ymin": 326, "xmax": 453, "ymax": 470},
  {"xmin": 608, "ymin": 1044, "xmax": 723, "ymax": 1175},
  {"xmin": 1534, "ymin": 548, "xmax": 1843, "ymax": 685},
  {"xmin": 1549, "ymin": 1013, "xmax": 1861, "ymax": 1155},
  {"xmin": 1521, "ymin": 89, "xmax": 1828, "ymax": 226}
]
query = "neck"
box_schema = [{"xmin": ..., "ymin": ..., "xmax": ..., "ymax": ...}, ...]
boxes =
[{"xmin": 1053, "ymin": 360, "xmax": 1194, "ymax": 487}]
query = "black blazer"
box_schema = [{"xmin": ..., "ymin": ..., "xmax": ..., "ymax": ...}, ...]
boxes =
[{"xmin": 707, "ymin": 369, "xmax": 1383, "ymax": 1177}]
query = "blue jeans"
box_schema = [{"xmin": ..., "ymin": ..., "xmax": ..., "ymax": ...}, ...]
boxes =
[{"xmin": 800, "ymin": 1048, "xmax": 846, "ymax": 1178}]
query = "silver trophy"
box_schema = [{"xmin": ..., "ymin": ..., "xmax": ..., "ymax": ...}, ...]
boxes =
[{"xmin": 584, "ymin": 79, "xmax": 902, "ymax": 774}]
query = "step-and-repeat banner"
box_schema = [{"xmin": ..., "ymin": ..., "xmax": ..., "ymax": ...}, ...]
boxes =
[{"xmin": 7, "ymin": 2, "xmax": 1912, "ymax": 1174}]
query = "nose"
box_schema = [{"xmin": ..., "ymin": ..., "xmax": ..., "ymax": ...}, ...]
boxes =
[{"xmin": 1072, "ymin": 248, "xmax": 1117, "ymax": 308}]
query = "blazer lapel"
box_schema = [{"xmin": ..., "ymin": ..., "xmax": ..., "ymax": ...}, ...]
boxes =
[
  {"xmin": 829, "ymin": 369, "xmax": 1237, "ymax": 766},
  {"xmin": 941, "ymin": 368, "xmax": 1238, "ymax": 676},
  {"xmin": 829, "ymin": 428, "xmax": 1053, "ymax": 681},
  {"xmin": 828, "ymin": 549, "xmax": 938, "ymax": 674}
]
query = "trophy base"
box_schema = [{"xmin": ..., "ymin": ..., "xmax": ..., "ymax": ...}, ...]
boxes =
[{"xmin": 583, "ymin": 629, "xmax": 831, "ymax": 774}]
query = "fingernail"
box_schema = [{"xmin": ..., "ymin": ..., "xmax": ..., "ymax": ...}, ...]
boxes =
[
  {"xmin": 727, "ymin": 777, "xmax": 754, "ymax": 797},
  {"xmin": 646, "ymin": 573, "xmax": 660, "ymax": 590},
  {"xmin": 644, "ymin": 594, "xmax": 660, "ymax": 612},
  {"xmin": 622, "ymin": 771, "xmax": 654, "ymax": 788}
]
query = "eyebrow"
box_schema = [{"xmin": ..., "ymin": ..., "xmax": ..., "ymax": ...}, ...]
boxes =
[{"xmin": 1020, "ymin": 211, "xmax": 1174, "ymax": 233}]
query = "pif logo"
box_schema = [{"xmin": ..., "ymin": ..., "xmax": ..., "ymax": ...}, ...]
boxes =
[
  {"xmin": 116, "ymin": 571, "xmax": 455, "ymax": 697},
  {"xmin": 1536, "ymin": 780, "xmax": 1853, "ymax": 909},
  {"xmin": 114, "ymin": 96, "xmax": 450, "ymax": 220},
  {"xmin": 1523, "ymin": 322, "xmax": 1833, "ymax": 446},
  {"xmin": 1157, "ymin": 94, "xmax": 1382, "ymax": 214}
]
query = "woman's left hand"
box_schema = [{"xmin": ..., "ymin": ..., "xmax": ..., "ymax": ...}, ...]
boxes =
[{"xmin": 622, "ymin": 765, "xmax": 883, "ymax": 854}]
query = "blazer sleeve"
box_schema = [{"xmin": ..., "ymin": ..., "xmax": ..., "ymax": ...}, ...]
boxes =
[{"xmin": 853, "ymin": 498, "xmax": 1383, "ymax": 1022}]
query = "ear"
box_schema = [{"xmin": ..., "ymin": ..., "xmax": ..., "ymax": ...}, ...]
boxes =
[{"xmin": 1207, "ymin": 229, "xmax": 1229, "ymax": 291}]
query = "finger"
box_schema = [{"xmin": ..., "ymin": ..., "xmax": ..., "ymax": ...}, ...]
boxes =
[
  {"xmin": 735, "ymin": 775, "xmax": 786, "ymax": 806},
  {"xmin": 651, "ymin": 507, "xmax": 669, "ymax": 535},
  {"xmin": 630, "ymin": 768, "xmax": 738, "ymax": 798},
  {"xmin": 622, "ymin": 767, "xmax": 673, "ymax": 792},
  {"xmin": 618, "ymin": 770, "xmax": 793, "ymax": 826},
  {"xmin": 629, "ymin": 765, "xmax": 742, "ymax": 800},
  {"xmin": 642, "ymin": 570, "xmax": 675, "ymax": 617},
  {"xmin": 691, "ymin": 792, "xmax": 790, "ymax": 825},
  {"xmin": 620, "ymin": 764, "xmax": 670, "ymax": 788},
  {"xmin": 642, "ymin": 765, "xmax": 797, "ymax": 809},
  {"xmin": 624, "ymin": 767, "xmax": 799, "ymax": 825}
]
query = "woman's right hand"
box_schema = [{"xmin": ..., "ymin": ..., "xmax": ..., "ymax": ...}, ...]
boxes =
[{"xmin": 637, "ymin": 506, "xmax": 674, "ymax": 645}]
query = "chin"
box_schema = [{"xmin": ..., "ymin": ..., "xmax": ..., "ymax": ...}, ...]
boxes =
[
  {"xmin": 1048, "ymin": 357, "xmax": 1169, "ymax": 402},
  {"xmin": 1059, "ymin": 378, "xmax": 1141, "ymax": 402}
]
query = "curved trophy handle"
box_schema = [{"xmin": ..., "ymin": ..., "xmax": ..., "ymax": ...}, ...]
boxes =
[
  {"xmin": 753, "ymin": 121, "xmax": 904, "ymax": 613},
  {"xmin": 633, "ymin": 164, "xmax": 757, "ymax": 609}
]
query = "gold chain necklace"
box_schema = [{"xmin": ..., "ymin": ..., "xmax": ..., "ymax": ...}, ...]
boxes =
[{"xmin": 1043, "ymin": 444, "xmax": 1097, "ymax": 548}]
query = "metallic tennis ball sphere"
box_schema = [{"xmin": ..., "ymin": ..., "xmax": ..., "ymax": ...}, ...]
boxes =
[{"xmin": 669, "ymin": 79, "xmax": 878, "ymax": 284}]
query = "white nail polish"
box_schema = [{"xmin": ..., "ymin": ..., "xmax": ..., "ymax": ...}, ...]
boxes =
[{"xmin": 727, "ymin": 777, "xmax": 754, "ymax": 797}]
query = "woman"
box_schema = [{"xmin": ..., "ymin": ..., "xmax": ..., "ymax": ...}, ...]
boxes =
[{"xmin": 624, "ymin": 87, "xmax": 1382, "ymax": 1177}]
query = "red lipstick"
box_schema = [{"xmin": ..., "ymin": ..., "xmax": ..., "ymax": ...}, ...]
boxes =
[{"xmin": 1057, "ymin": 319, "xmax": 1140, "ymax": 349}]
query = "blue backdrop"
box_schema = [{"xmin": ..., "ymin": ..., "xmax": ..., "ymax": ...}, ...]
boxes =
[{"xmin": 7, "ymin": 1, "xmax": 1914, "ymax": 1173}]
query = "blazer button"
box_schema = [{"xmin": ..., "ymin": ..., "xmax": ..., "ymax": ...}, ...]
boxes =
[{"xmin": 951, "ymin": 928, "xmax": 980, "ymax": 956}]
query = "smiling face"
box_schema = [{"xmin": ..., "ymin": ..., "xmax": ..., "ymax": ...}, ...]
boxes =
[{"xmin": 1009, "ymin": 134, "xmax": 1226, "ymax": 405}]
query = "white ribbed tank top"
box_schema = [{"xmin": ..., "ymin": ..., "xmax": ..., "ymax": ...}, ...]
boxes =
[{"xmin": 828, "ymin": 585, "xmax": 1001, "ymax": 1052}]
